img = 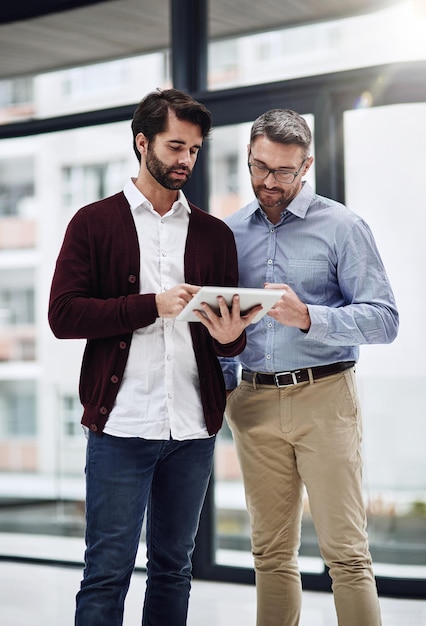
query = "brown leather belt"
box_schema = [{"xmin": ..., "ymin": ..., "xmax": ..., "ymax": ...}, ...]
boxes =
[{"xmin": 241, "ymin": 362, "xmax": 355, "ymax": 387}]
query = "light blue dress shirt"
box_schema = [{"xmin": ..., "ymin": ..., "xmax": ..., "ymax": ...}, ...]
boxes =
[{"xmin": 221, "ymin": 182, "xmax": 399, "ymax": 389}]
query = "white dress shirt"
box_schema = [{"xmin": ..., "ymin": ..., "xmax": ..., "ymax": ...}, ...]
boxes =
[{"xmin": 103, "ymin": 179, "xmax": 208, "ymax": 440}]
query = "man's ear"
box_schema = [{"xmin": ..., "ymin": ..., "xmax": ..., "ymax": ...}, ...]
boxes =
[
  {"xmin": 135, "ymin": 133, "xmax": 149, "ymax": 158},
  {"xmin": 303, "ymin": 155, "xmax": 314, "ymax": 175}
]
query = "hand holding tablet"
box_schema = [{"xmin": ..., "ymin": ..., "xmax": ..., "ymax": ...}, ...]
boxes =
[{"xmin": 176, "ymin": 286, "xmax": 285, "ymax": 324}]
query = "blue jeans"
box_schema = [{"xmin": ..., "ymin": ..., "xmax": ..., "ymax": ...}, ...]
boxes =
[{"xmin": 75, "ymin": 432, "xmax": 215, "ymax": 626}]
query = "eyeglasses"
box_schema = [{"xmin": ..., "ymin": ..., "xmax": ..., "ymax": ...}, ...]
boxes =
[{"xmin": 248, "ymin": 153, "xmax": 308, "ymax": 184}]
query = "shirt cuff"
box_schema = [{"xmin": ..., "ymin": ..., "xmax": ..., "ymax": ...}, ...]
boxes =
[
  {"xmin": 220, "ymin": 357, "xmax": 240, "ymax": 390},
  {"xmin": 303, "ymin": 304, "xmax": 329, "ymax": 342}
]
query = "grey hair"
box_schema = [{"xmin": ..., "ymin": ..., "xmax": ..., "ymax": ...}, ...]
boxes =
[{"xmin": 250, "ymin": 109, "xmax": 312, "ymax": 157}]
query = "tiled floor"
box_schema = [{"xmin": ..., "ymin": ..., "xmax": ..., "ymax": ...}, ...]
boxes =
[{"xmin": 1, "ymin": 560, "xmax": 426, "ymax": 626}]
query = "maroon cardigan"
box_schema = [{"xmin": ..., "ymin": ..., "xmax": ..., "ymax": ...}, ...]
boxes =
[{"xmin": 48, "ymin": 191, "xmax": 245, "ymax": 435}]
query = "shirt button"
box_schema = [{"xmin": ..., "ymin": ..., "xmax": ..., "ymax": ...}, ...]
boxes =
[
  {"xmin": 267, "ymin": 259, "xmax": 273, "ymax": 265},
  {"xmin": 268, "ymin": 322, "xmax": 273, "ymax": 328},
  {"xmin": 266, "ymin": 354, "xmax": 272, "ymax": 360},
  {"xmin": 167, "ymin": 354, "xmax": 173, "ymax": 361},
  {"xmin": 168, "ymin": 393, "xmax": 173, "ymax": 399}
]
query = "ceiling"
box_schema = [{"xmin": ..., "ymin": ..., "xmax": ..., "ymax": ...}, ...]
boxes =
[{"xmin": 0, "ymin": 0, "xmax": 401, "ymax": 80}]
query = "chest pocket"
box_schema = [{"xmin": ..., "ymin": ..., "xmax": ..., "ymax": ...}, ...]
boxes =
[{"xmin": 287, "ymin": 259, "xmax": 329, "ymax": 304}]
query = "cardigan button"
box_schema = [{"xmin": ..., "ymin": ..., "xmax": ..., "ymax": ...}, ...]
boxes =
[
  {"xmin": 119, "ymin": 341, "xmax": 127, "ymax": 349},
  {"xmin": 99, "ymin": 406, "xmax": 108, "ymax": 415},
  {"xmin": 110, "ymin": 375, "xmax": 119, "ymax": 384},
  {"xmin": 90, "ymin": 424, "xmax": 98, "ymax": 432},
  {"xmin": 128, "ymin": 274, "xmax": 137, "ymax": 284}
]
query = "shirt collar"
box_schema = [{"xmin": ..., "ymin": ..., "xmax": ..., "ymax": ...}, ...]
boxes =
[
  {"xmin": 286, "ymin": 181, "xmax": 315, "ymax": 219},
  {"xmin": 123, "ymin": 178, "xmax": 191, "ymax": 215}
]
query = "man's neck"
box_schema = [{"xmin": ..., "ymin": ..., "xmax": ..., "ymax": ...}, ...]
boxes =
[{"xmin": 133, "ymin": 175, "xmax": 179, "ymax": 216}]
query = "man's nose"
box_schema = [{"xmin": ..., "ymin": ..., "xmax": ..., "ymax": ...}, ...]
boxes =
[
  {"xmin": 178, "ymin": 150, "xmax": 192, "ymax": 165},
  {"xmin": 263, "ymin": 170, "xmax": 277, "ymax": 185}
]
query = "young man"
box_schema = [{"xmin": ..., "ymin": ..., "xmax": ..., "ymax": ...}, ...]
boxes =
[
  {"xmin": 222, "ymin": 108, "xmax": 399, "ymax": 626},
  {"xmin": 49, "ymin": 88, "xmax": 258, "ymax": 626}
]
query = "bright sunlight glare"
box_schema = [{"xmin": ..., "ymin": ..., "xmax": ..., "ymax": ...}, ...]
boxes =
[{"xmin": 384, "ymin": 1, "xmax": 426, "ymax": 60}]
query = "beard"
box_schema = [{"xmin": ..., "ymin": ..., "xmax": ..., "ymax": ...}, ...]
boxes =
[
  {"xmin": 146, "ymin": 144, "xmax": 192, "ymax": 190},
  {"xmin": 252, "ymin": 181, "xmax": 301, "ymax": 212}
]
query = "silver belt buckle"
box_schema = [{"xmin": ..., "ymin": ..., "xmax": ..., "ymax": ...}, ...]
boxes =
[{"xmin": 274, "ymin": 370, "xmax": 299, "ymax": 387}]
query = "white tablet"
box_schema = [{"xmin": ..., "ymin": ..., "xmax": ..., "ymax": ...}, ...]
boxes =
[{"xmin": 175, "ymin": 286, "xmax": 284, "ymax": 324}]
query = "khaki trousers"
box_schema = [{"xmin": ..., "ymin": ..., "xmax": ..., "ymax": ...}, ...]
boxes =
[{"xmin": 226, "ymin": 368, "xmax": 381, "ymax": 626}]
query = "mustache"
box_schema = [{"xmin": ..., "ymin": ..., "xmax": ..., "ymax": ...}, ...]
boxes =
[
  {"xmin": 257, "ymin": 184, "xmax": 282, "ymax": 193},
  {"xmin": 170, "ymin": 166, "xmax": 190, "ymax": 175}
]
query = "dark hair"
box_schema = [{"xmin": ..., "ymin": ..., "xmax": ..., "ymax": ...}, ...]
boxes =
[
  {"xmin": 131, "ymin": 88, "xmax": 212, "ymax": 162},
  {"xmin": 250, "ymin": 109, "xmax": 312, "ymax": 158}
]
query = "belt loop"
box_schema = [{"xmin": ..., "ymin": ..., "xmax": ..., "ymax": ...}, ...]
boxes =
[
  {"xmin": 253, "ymin": 372, "xmax": 257, "ymax": 390},
  {"xmin": 307, "ymin": 367, "xmax": 314, "ymax": 384}
]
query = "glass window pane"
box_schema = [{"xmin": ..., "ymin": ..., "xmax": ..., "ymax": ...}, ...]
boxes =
[
  {"xmin": 208, "ymin": 4, "xmax": 426, "ymax": 90},
  {"xmin": 344, "ymin": 102, "xmax": 426, "ymax": 579},
  {"xmin": 0, "ymin": 51, "xmax": 170, "ymax": 123},
  {"xmin": 0, "ymin": 120, "xmax": 137, "ymax": 546}
]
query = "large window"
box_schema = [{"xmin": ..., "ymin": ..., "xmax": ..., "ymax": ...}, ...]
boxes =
[
  {"xmin": 208, "ymin": 3, "xmax": 426, "ymax": 90},
  {"xmin": 344, "ymin": 102, "xmax": 426, "ymax": 578}
]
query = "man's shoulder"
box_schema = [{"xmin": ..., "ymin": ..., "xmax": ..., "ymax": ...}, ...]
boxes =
[
  {"xmin": 224, "ymin": 200, "xmax": 257, "ymax": 228},
  {"xmin": 79, "ymin": 191, "xmax": 126, "ymax": 214},
  {"xmin": 67, "ymin": 192, "xmax": 132, "ymax": 238},
  {"xmin": 70, "ymin": 192, "xmax": 129, "ymax": 226}
]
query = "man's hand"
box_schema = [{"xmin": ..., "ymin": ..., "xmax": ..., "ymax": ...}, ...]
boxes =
[
  {"xmin": 155, "ymin": 283, "xmax": 201, "ymax": 318},
  {"xmin": 264, "ymin": 283, "xmax": 311, "ymax": 330},
  {"xmin": 193, "ymin": 294, "xmax": 262, "ymax": 344}
]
